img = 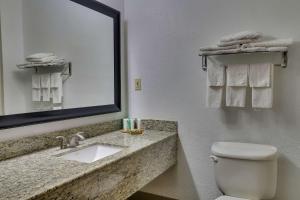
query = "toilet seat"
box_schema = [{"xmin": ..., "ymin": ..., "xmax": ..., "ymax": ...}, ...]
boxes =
[{"xmin": 215, "ymin": 196, "xmax": 251, "ymax": 200}]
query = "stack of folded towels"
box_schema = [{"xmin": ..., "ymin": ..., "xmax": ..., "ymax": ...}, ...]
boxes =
[
  {"xmin": 26, "ymin": 53, "xmax": 65, "ymax": 65},
  {"xmin": 200, "ymin": 31, "xmax": 293, "ymax": 55}
]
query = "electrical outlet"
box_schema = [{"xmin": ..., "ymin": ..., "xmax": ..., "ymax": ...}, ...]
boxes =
[{"xmin": 134, "ymin": 79, "xmax": 142, "ymax": 91}]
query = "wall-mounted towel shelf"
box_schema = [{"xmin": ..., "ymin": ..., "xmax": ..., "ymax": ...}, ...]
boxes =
[
  {"xmin": 199, "ymin": 51, "xmax": 288, "ymax": 71},
  {"xmin": 17, "ymin": 62, "xmax": 72, "ymax": 80}
]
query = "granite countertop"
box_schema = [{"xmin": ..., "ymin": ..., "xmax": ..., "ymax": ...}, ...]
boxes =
[{"xmin": 0, "ymin": 130, "xmax": 177, "ymax": 200}]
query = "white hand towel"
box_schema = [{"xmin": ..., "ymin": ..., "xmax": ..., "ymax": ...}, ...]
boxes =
[
  {"xmin": 200, "ymin": 48, "xmax": 241, "ymax": 56},
  {"xmin": 40, "ymin": 74, "xmax": 50, "ymax": 102},
  {"xmin": 207, "ymin": 86, "xmax": 223, "ymax": 108},
  {"xmin": 32, "ymin": 74, "xmax": 41, "ymax": 89},
  {"xmin": 249, "ymin": 63, "xmax": 271, "ymax": 87},
  {"xmin": 32, "ymin": 89, "xmax": 41, "ymax": 102},
  {"xmin": 226, "ymin": 86, "xmax": 247, "ymax": 107},
  {"xmin": 226, "ymin": 64, "xmax": 248, "ymax": 86},
  {"xmin": 267, "ymin": 47, "xmax": 288, "ymax": 52},
  {"xmin": 200, "ymin": 45, "xmax": 240, "ymax": 51},
  {"xmin": 206, "ymin": 64, "xmax": 225, "ymax": 108},
  {"xmin": 207, "ymin": 64, "xmax": 225, "ymax": 86},
  {"xmin": 27, "ymin": 55, "xmax": 58, "ymax": 63},
  {"xmin": 252, "ymin": 65, "xmax": 274, "ymax": 109},
  {"xmin": 220, "ymin": 31, "xmax": 262, "ymax": 43},
  {"xmin": 241, "ymin": 47, "xmax": 267, "ymax": 52},
  {"xmin": 50, "ymin": 73, "xmax": 62, "ymax": 88}
]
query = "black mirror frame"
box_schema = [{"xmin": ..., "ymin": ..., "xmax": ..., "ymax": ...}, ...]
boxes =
[{"xmin": 0, "ymin": 0, "xmax": 121, "ymax": 129}]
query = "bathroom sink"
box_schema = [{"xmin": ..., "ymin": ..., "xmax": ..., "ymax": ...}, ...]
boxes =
[{"xmin": 59, "ymin": 144, "xmax": 124, "ymax": 163}]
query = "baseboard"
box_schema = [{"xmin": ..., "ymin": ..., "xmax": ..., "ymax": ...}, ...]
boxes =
[{"xmin": 128, "ymin": 191, "xmax": 177, "ymax": 200}]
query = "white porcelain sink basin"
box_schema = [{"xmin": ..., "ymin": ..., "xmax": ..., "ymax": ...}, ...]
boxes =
[{"xmin": 60, "ymin": 144, "xmax": 124, "ymax": 163}]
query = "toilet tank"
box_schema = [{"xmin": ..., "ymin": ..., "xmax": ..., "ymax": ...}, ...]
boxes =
[{"xmin": 211, "ymin": 142, "xmax": 278, "ymax": 200}]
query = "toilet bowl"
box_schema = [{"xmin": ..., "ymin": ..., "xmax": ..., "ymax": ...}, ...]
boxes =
[{"xmin": 211, "ymin": 142, "xmax": 278, "ymax": 200}]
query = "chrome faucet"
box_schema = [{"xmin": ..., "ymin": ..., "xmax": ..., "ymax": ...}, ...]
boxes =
[{"xmin": 56, "ymin": 132, "xmax": 85, "ymax": 149}]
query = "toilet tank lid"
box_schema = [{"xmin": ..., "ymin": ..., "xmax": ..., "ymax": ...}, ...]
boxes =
[{"xmin": 211, "ymin": 142, "xmax": 278, "ymax": 161}]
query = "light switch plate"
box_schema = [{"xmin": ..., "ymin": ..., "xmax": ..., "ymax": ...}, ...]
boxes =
[{"xmin": 134, "ymin": 79, "xmax": 142, "ymax": 91}]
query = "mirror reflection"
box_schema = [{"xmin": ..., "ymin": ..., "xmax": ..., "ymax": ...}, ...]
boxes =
[{"xmin": 0, "ymin": 0, "xmax": 115, "ymax": 115}]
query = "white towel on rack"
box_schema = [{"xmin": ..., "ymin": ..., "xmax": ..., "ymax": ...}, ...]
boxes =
[
  {"xmin": 32, "ymin": 89, "xmax": 41, "ymax": 102},
  {"xmin": 241, "ymin": 47, "xmax": 267, "ymax": 52},
  {"xmin": 267, "ymin": 47, "xmax": 288, "ymax": 52},
  {"xmin": 26, "ymin": 53, "xmax": 54, "ymax": 60},
  {"xmin": 200, "ymin": 45, "xmax": 240, "ymax": 52},
  {"xmin": 242, "ymin": 39, "xmax": 293, "ymax": 48},
  {"xmin": 40, "ymin": 74, "xmax": 51, "ymax": 102},
  {"xmin": 249, "ymin": 63, "xmax": 271, "ymax": 87},
  {"xmin": 206, "ymin": 63, "xmax": 225, "ymax": 108},
  {"xmin": 252, "ymin": 65, "xmax": 274, "ymax": 109},
  {"xmin": 27, "ymin": 55, "xmax": 58, "ymax": 63},
  {"xmin": 220, "ymin": 31, "xmax": 262, "ymax": 43},
  {"xmin": 32, "ymin": 74, "xmax": 40, "ymax": 89},
  {"xmin": 226, "ymin": 86, "xmax": 247, "ymax": 107},
  {"xmin": 226, "ymin": 64, "xmax": 248, "ymax": 86},
  {"xmin": 207, "ymin": 87, "xmax": 224, "ymax": 108},
  {"xmin": 218, "ymin": 39, "xmax": 256, "ymax": 47},
  {"xmin": 50, "ymin": 73, "xmax": 63, "ymax": 104}
]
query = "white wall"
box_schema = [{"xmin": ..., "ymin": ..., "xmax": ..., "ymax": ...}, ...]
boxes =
[
  {"xmin": 0, "ymin": 0, "xmax": 126, "ymax": 141},
  {"xmin": 125, "ymin": 0, "xmax": 300, "ymax": 199}
]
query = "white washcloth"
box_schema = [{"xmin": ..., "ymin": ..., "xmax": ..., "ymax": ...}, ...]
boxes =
[
  {"xmin": 218, "ymin": 39, "xmax": 256, "ymax": 47},
  {"xmin": 32, "ymin": 89, "xmax": 41, "ymax": 102},
  {"xmin": 32, "ymin": 74, "xmax": 40, "ymax": 89},
  {"xmin": 226, "ymin": 64, "xmax": 248, "ymax": 86},
  {"xmin": 252, "ymin": 65, "xmax": 274, "ymax": 109},
  {"xmin": 226, "ymin": 87, "xmax": 247, "ymax": 107},
  {"xmin": 200, "ymin": 45, "xmax": 240, "ymax": 52},
  {"xmin": 220, "ymin": 31, "xmax": 262, "ymax": 43},
  {"xmin": 249, "ymin": 63, "xmax": 271, "ymax": 87},
  {"xmin": 242, "ymin": 38, "xmax": 293, "ymax": 48},
  {"xmin": 267, "ymin": 47, "xmax": 288, "ymax": 52},
  {"xmin": 207, "ymin": 87, "xmax": 223, "ymax": 108},
  {"xmin": 207, "ymin": 64, "xmax": 225, "ymax": 86},
  {"xmin": 26, "ymin": 53, "xmax": 54, "ymax": 60}
]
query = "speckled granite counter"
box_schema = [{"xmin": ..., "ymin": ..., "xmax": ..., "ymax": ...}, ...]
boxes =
[{"xmin": 0, "ymin": 129, "xmax": 177, "ymax": 200}]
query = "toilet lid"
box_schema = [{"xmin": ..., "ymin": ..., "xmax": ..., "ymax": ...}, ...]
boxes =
[{"xmin": 215, "ymin": 196, "xmax": 250, "ymax": 200}]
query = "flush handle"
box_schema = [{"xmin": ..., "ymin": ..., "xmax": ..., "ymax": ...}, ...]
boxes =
[{"xmin": 210, "ymin": 155, "xmax": 218, "ymax": 163}]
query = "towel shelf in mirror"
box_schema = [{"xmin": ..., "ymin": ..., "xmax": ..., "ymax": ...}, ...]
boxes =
[
  {"xmin": 199, "ymin": 50, "xmax": 288, "ymax": 71},
  {"xmin": 17, "ymin": 62, "xmax": 72, "ymax": 82}
]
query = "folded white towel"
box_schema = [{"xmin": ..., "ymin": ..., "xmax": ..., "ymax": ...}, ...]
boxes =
[
  {"xmin": 200, "ymin": 48, "xmax": 241, "ymax": 56},
  {"xmin": 27, "ymin": 56, "xmax": 58, "ymax": 63},
  {"xmin": 200, "ymin": 45, "xmax": 240, "ymax": 52},
  {"xmin": 252, "ymin": 65, "xmax": 274, "ymax": 109},
  {"xmin": 207, "ymin": 86, "xmax": 223, "ymax": 108},
  {"xmin": 207, "ymin": 64, "xmax": 225, "ymax": 86},
  {"xmin": 32, "ymin": 74, "xmax": 40, "ymax": 89},
  {"xmin": 249, "ymin": 63, "xmax": 271, "ymax": 87},
  {"xmin": 220, "ymin": 31, "xmax": 262, "ymax": 43},
  {"xmin": 50, "ymin": 73, "xmax": 62, "ymax": 88},
  {"xmin": 218, "ymin": 39, "xmax": 257, "ymax": 47},
  {"xmin": 226, "ymin": 64, "xmax": 248, "ymax": 86},
  {"xmin": 41, "ymin": 88, "xmax": 51, "ymax": 102},
  {"xmin": 267, "ymin": 47, "xmax": 288, "ymax": 52},
  {"xmin": 226, "ymin": 86, "xmax": 247, "ymax": 107},
  {"xmin": 242, "ymin": 39, "xmax": 293, "ymax": 48},
  {"xmin": 40, "ymin": 74, "xmax": 50, "ymax": 88},
  {"xmin": 241, "ymin": 47, "xmax": 267, "ymax": 52},
  {"xmin": 26, "ymin": 53, "xmax": 54, "ymax": 60},
  {"xmin": 32, "ymin": 89, "xmax": 41, "ymax": 102}
]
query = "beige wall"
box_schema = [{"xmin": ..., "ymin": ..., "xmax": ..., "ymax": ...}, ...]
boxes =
[{"xmin": 125, "ymin": 0, "xmax": 300, "ymax": 199}]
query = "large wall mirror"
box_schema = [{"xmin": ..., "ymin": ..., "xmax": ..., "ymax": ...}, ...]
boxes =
[{"xmin": 0, "ymin": 0, "xmax": 121, "ymax": 129}]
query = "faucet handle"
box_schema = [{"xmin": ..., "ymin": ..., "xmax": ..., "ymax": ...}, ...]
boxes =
[
  {"xmin": 75, "ymin": 132, "xmax": 85, "ymax": 140},
  {"xmin": 56, "ymin": 136, "xmax": 67, "ymax": 149}
]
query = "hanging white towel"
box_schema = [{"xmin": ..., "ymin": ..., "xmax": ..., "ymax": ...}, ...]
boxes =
[
  {"xmin": 206, "ymin": 64, "xmax": 225, "ymax": 108},
  {"xmin": 51, "ymin": 72, "xmax": 63, "ymax": 104},
  {"xmin": 32, "ymin": 89, "xmax": 41, "ymax": 102},
  {"xmin": 226, "ymin": 87, "xmax": 247, "ymax": 107},
  {"xmin": 252, "ymin": 65, "xmax": 274, "ymax": 109},
  {"xmin": 40, "ymin": 74, "xmax": 51, "ymax": 102},
  {"xmin": 226, "ymin": 64, "xmax": 248, "ymax": 86},
  {"xmin": 249, "ymin": 63, "xmax": 271, "ymax": 87}
]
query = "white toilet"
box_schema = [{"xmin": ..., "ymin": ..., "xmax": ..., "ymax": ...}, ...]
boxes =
[{"xmin": 210, "ymin": 142, "xmax": 278, "ymax": 200}]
